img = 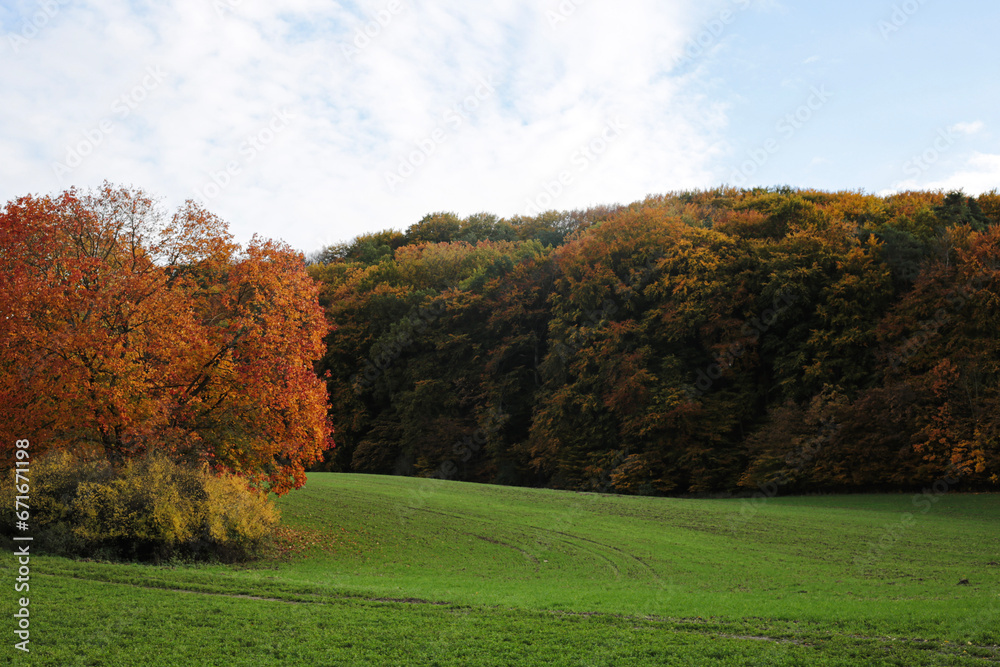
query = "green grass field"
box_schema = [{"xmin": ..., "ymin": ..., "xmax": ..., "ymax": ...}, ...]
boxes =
[{"xmin": 4, "ymin": 474, "xmax": 999, "ymax": 665}]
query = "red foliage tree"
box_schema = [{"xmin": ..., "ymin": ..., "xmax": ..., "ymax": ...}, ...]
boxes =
[{"xmin": 0, "ymin": 184, "xmax": 332, "ymax": 494}]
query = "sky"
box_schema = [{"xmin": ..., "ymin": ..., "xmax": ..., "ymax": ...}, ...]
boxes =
[{"xmin": 1, "ymin": 0, "xmax": 998, "ymax": 254}]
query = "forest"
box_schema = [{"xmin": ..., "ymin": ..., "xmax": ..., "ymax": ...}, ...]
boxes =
[
  {"xmin": 3, "ymin": 184, "xmax": 999, "ymax": 505},
  {"xmin": 308, "ymin": 186, "xmax": 1000, "ymax": 495}
]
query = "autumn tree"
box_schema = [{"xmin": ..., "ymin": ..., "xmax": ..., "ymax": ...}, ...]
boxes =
[{"xmin": 0, "ymin": 184, "xmax": 332, "ymax": 494}]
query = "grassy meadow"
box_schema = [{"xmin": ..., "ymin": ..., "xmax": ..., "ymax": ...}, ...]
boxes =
[{"xmin": 4, "ymin": 474, "xmax": 999, "ymax": 665}]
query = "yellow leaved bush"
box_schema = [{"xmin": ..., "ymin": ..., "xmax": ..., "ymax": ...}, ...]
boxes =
[{"xmin": 3, "ymin": 449, "xmax": 279, "ymax": 562}]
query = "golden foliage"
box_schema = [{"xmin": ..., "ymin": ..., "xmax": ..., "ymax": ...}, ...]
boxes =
[{"xmin": 2, "ymin": 450, "xmax": 279, "ymax": 561}]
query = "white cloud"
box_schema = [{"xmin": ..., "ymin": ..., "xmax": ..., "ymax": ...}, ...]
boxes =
[
  {"xmin": 921, "ymin": 153, "xmax": 1000, "ymax": 195},
  {"xmin": 949, "ymin": 121, "xmax": 985, "ymax": 136},
  {"xmin": 0, "ymin": 0, "xmax": 731, "ymax": 252}
]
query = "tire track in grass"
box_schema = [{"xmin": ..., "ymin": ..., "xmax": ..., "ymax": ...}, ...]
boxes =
[
  {"xmin": 404, "ymin": 506, "xmax": 541, "ymax": 571},
  {"xmin": 533, "ymin": 526, "xmax": 663, "ymax": 581},
  {"xmin": 421, "ymin": 508, "xmax": 626, "ymax": 578},
  {"xmin": 538, "ymin": 531, "xmax": 623, "ymax": 577},
  {"xmin": 539, "ymin": 529, "xmax": 678, "ymax": 602},
  {"xmin": 407, "ymin": 505, "xmax": 663, "ymax": 584},
  {"xmin": 417, "ymin": 512, "xmax": 631, "ymax": 580},
  {"xmin": 403, "ymin": 501, "xmax": 684, "ymax": 601},
  {"xmin": 467, "ymin": 533, "xmax": 540, "ymax": 571}
]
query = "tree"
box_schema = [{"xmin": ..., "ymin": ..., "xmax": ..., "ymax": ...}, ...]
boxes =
[
  {"xmin": 934, "ymin": 191, "xmax": 989, "ymax": 232},
  {"xmin": 405, "ymin": 212, "xmax": 461, "ymax": 244},
  {"xmin": 0, "ymin": 184, "xmax": 333, "ymax": 494}
]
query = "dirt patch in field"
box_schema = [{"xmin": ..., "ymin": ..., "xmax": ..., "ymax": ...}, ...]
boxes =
[
  {"xmin": 367, "ymin": 596, "xmax": 451, "ymax": 605},
  {"xmin": 168, "ymin": 589, "xmax": 306, "ymax": 604}
]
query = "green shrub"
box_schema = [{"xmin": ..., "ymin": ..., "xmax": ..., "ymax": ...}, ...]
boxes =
[{"xmin": 2, "ymin": 450, "xmax": 279, "ymax": 562}]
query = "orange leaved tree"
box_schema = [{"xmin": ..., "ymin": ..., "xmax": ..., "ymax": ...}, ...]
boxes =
[{"xmin": 0, "ymin": 184, "xmax": 332, "ymax": 494}]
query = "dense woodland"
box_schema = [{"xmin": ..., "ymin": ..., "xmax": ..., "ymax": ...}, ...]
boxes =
[
  {"xmin": 3, "ymin": 185, "xmax": 999, "ymax": 500},
  {"xmin": 308, "ymin": 187, "xmax": 1000, "ymax": 495}
]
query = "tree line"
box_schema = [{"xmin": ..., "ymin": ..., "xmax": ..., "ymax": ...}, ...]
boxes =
[
  {"xmin": 308, "ymin": 187, "xmax": 1000, "ymax": 494},
  {"xmin": 3, "ymin": 184, "xmax": 998, "ymax": 498}
]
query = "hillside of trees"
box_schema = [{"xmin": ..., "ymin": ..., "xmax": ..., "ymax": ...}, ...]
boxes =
[
  {"xmin": 4, "ymin": 185, "xmax": 998, "ymax": 502},
  {"xmin": 308, "ymin": 187, "xmax": 1000, "ymax": 495}
]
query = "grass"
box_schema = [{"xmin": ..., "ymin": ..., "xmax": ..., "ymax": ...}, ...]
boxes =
[{"xmin": 3, "ymin": 473, "xmax": 999, "ymax": 665}]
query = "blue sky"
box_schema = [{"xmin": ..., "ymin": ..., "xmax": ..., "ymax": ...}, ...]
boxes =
[{"xmin": 1, "ymin": 0, "xmax": 997, "ymax": 253}]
